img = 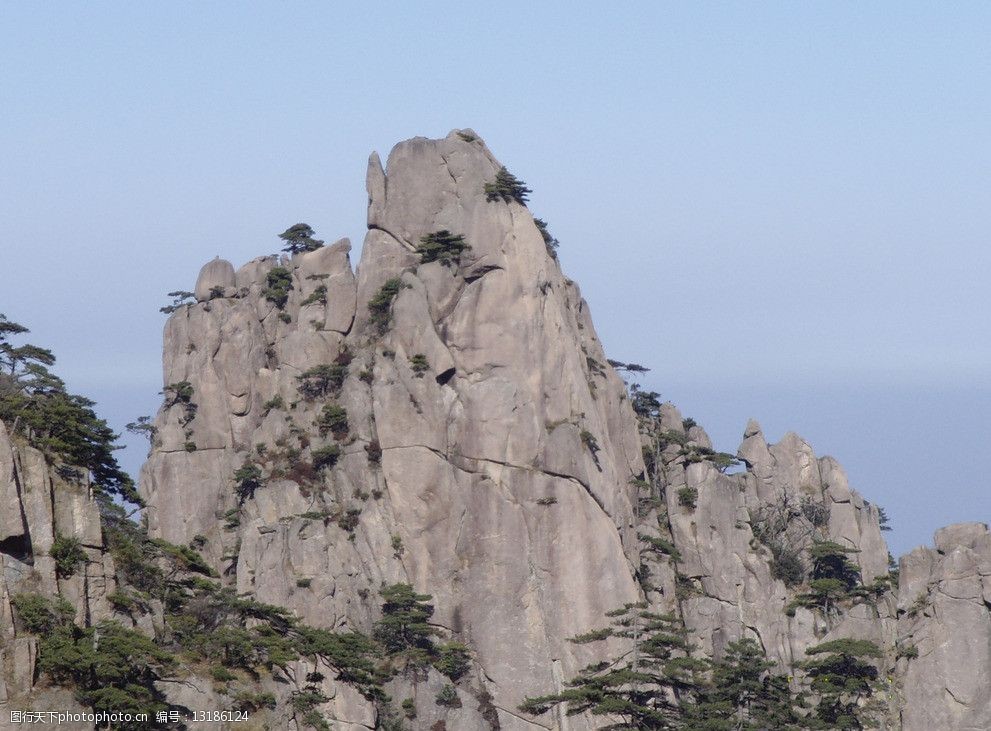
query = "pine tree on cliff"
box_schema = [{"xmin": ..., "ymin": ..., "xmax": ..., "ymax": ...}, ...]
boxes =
[
  {"xmin": 279, "ymin": 222, "xmax": 324, "ymax": 254},
  {"xmin": 684, "ymin": 638, "xmax": 806, "ymax": 730},
  {"xmin": 520, "ymin": 603, "xmax": 706, "ymax": 728},
  {"xmin": 0, "ymin": 314, "xmax": 139, "ymax": 505},
  {"xmin": 521, "ymin": 605, "xmax": 810, "ymax": 730},
  {"xmin": 801, "ymin": 639, "xmax": 885, "ymax": 730}
]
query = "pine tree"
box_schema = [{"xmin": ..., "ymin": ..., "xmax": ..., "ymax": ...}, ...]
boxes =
[
  {"xmin": 373, "ymin": 583, "xmax": 438, "ymax": 668},
  {"xmin": 484, "ymin": 166, "xmax": 532, "ymax": 205},
  {"xmin": 684, "ymin": 638, "xmax": 804, "ymax": 730},
  {"xmin": 801, "ymin": 638, "xmax": 884, "ymax": 730},
  {"xmin": 415, "ymin": 230, "xmax": 471, "ymax": 266},
  {"xmin": 789, "ymin": 542, "xmax": 867, "ymax": 618},
  {"xmin": 279, "ymin": 223, "xmax": 324, "ymax": 254},
  {"xmin": 0, "ymin": 314, "xmax": 138, "ymax": 505},
  {"xmin": 521, "ymin": 604, "xmax": 704, "ymax": 729}
]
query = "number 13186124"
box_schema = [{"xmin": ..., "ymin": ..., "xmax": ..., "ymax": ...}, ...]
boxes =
[{"xmin": 188, "ymin": 710, "xmax": 250, "ymax": 723}]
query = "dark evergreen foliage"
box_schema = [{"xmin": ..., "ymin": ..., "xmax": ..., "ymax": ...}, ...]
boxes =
[
  {"xmin": 50, "ymin": 534, "xmax": 87, "ymax": 578},
  {"xmin": 408, "ymin": 354, "xmax": 429, "ymax": 377},
  {"xmin": 802, "ymin": 639, "xmax": 883, "ymax": 729},
  {"xmin": 367, "ymin": 278, "xmax": 404, "ymax": 334},
  {"xmin": 159, "ymin": 290, "xmax": 195, "ymax": 314},
  {"xmin": 533, "ymin": 218, "xmax": 559, "ymax": 256},
  {"xmin": 521, "ymin": 603, "xmax": 700, "ymax": 728},
  {"xmin": 416, "ymin": 230, "xmax": 471, "ymax": 266},
  {"xmin": 316, "ymin": 403, "xmax": 348, "ymax": 438},
  {"xmin": 434, "ymin": 642, "xmax": 471, "ymax": 681},
  {"xmin": 262, "ymin": 266, "xmax": 293, "ymax": 308},
  {"xmin": 684, "ymin": 638, "xmax": 805, "ymax": 730},
  {"xmin": 234, "ymin": 460, "xmax": 264, "ymax": 501},
  {"xmin": 374, "ymin": 583, "xmax": 438, "ymax": 668},
  {"xmin": 297, "ymin": 363, "xmax": 347, "ymax": 399},
  {"xmin": 0, "ymin": 314, "xmax": 139, "ymax": 504},
  {"xmin": 484, "ymin": 166, "xmax": 532, "ymax": 205},
  {"xmin": 312, "ymin": 443, "xmax": 342, "ymax": 470},
  {"xmin": 279, "ymin": 223, "xmax": 324, "ymax": 255}
]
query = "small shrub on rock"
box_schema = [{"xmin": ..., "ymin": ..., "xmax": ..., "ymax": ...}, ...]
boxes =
[
  {"xmin": 297, "ymin": 364, "xmax": 347, "ymax": 399},
  {"xmin": 317, "ymin": 404, "xmax": 348, "ymax": 438},
  {"xmin": 50, "ymin": 534, "xmax": 87, "ymax": 578},
  {"xmin": 435, "ymin": 684, "xmax": 461, "ymax": 708},
  {"xmin": 312, "ymin": 444, "xmax": 342, "ymax": 470},
  {"xmin": 677, "ymin": 486, "xmax": 698, "ymax": 510},
  {"xmin": 409, "ymin": 354, "xmax": 430, "ymax": 377},
  {"xmin": 365, "ymin": 439, "xmax": 382, "ymax": 464},
  {"xmin": 434, "ymin": 642, "xmax": 471, "ymax": 681},
  {"xmin": 367, "ymin": 278, "xmax": 405, "ymax": 334}
]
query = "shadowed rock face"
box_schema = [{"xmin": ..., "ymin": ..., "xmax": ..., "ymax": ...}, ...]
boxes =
[
  {"xmin": 128, "ymin": 130, "xmax": 990, "ymax": 729},
  {"xmin": 0, "ymin": 422, "xmax": 113, "ymax": 713}
]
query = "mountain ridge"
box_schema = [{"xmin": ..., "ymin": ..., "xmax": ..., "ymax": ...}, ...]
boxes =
[{"xmin": 0, "ymin": 130, "xmax": 988, "ymax": 730}]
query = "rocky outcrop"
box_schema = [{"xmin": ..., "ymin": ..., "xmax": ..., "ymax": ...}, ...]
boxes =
[
  {"xmin": 125, "ymin": 130, "xmax": 989, "ymax": 729},
  {"xmin": 4, "ymin": 131, "xmax": 989, "ymax": 729},
  {"xmin": 142, "ymin": 130, "xmax": 646, "ymax": 729},
  {"xmin": 0, "ymin": 421, "xmax": 115, "ymax": 717},
  {"xmin": 644, "ymin": 409, "xmax": 896, "ymax": 671},
  {"xmin": 896, "ymin": 522, "xmax": 991, "ymax": 731}
]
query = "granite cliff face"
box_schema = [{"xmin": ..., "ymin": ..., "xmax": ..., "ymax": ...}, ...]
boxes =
[
  {"xmin": 0, "ymin": 422, "xmax": 115, "ymax": 721},
  {"xmin": 896, "ymin": 523, "xmax": 991, "ymax": 731},
  {"xmin": 134, "ymin": 131, "xmax": 991, "ymax": 729},
  {"xmin": 3, "ymin": 130, "xmax": 989, "ymax": 730},
  {"xmin": 141, "ymin": 130, "xmax": 644, "ymax": 729}
]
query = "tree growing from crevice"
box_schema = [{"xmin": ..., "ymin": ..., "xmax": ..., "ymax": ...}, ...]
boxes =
[
  {"xmin": 263, "ymin": 266, "xmax": 293, "ymax": 308},
  {"xmin": 416, "ymin": 230, "xmax": 471, "ymax": 266},
  {"xmin": 523, "ymin": 603, "xmax": 811, "ymax": 730},
  {"xmin": 297, "ymin": 363, "xmax": 347, "ymax": 399},
  {"xmin": 484, "ymin": 166, "xmax": 531, "ymax": 205},
  {"xmin": 125, "ymin": 415, "xmax": 156, "ymax": 444},
  {"xmin": 374, "ymin": 583, "xmax": 438, "ymax": 670},
  {"xmin": 521, "ymin": 603, "xmax": 706, "ymax": 729},
  {"xmin": 534, "ymin": 218, "xmax": 559, "ymax": 257},
  {"xmin": 50, "ymin": 534, "xmax": 87, "ymax": 578},
  {"xmin": 749, "ymin": 494, "xmax": 833, "ymax": 588},
  {"xmin": 685, "ymin": 638, "xmax": 806, "ymax": 730},
  {"xmin": 789, "ymin": 541, "xmax": 867, "ymax": 618},
  {"xmin": 159, "ymin": 290, "xmax": 195, "ymax": 314},
  {"xmin": 368, "ymin": 278, "xmax": 405, "ymax": 334},
  {"xmin": 233, "ymin": 460, "xmax": 263, "ymax": 501},
  {"xmin": 316, "ymin": 403, "xmax": 348, "ymax": 438}
]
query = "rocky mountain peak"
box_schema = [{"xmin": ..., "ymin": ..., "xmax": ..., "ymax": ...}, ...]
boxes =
[
  {"xmin": 2, "ymin": 131, "xmax": 988, "ymax": 730},
  {"xmin": 139, "ymin": 130, "xmax": 647, "ymax": 725}
]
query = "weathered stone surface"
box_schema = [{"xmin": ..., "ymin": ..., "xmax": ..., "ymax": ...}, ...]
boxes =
[
  {"xmin": 0, "ymin": 423, "xmax": 118, "ymax": 723},
  {"xmin": 897, "ymin": 522, "xmax": 991, "ymax": 731},
  {"xmin": 141, "ymin": 130, "xmax": 646, "ymax": 729},
  {"xmin": 0, "ymin": 424, "xmax": 23, "ymax": 544},
  {"xmin": 127, "ymin": 130, "xmax": 989, "ymax": 729},
  {"xmin": 194, "ymin": 257, "xmax": 236, "ymax": 302}
]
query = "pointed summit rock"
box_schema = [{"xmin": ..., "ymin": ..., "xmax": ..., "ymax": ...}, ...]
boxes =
[
  {"xmin": 124, "ymin": 131, "xmax": 990, "ymax": 730},
  {"xmin": 141, "ymin": 130, "xmax": 646, "ymax": 725}
]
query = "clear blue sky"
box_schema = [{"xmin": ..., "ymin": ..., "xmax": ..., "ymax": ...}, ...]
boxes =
[{"xmin": 1, "ymin": 2, "xmax": 988, "ymax": 557}]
